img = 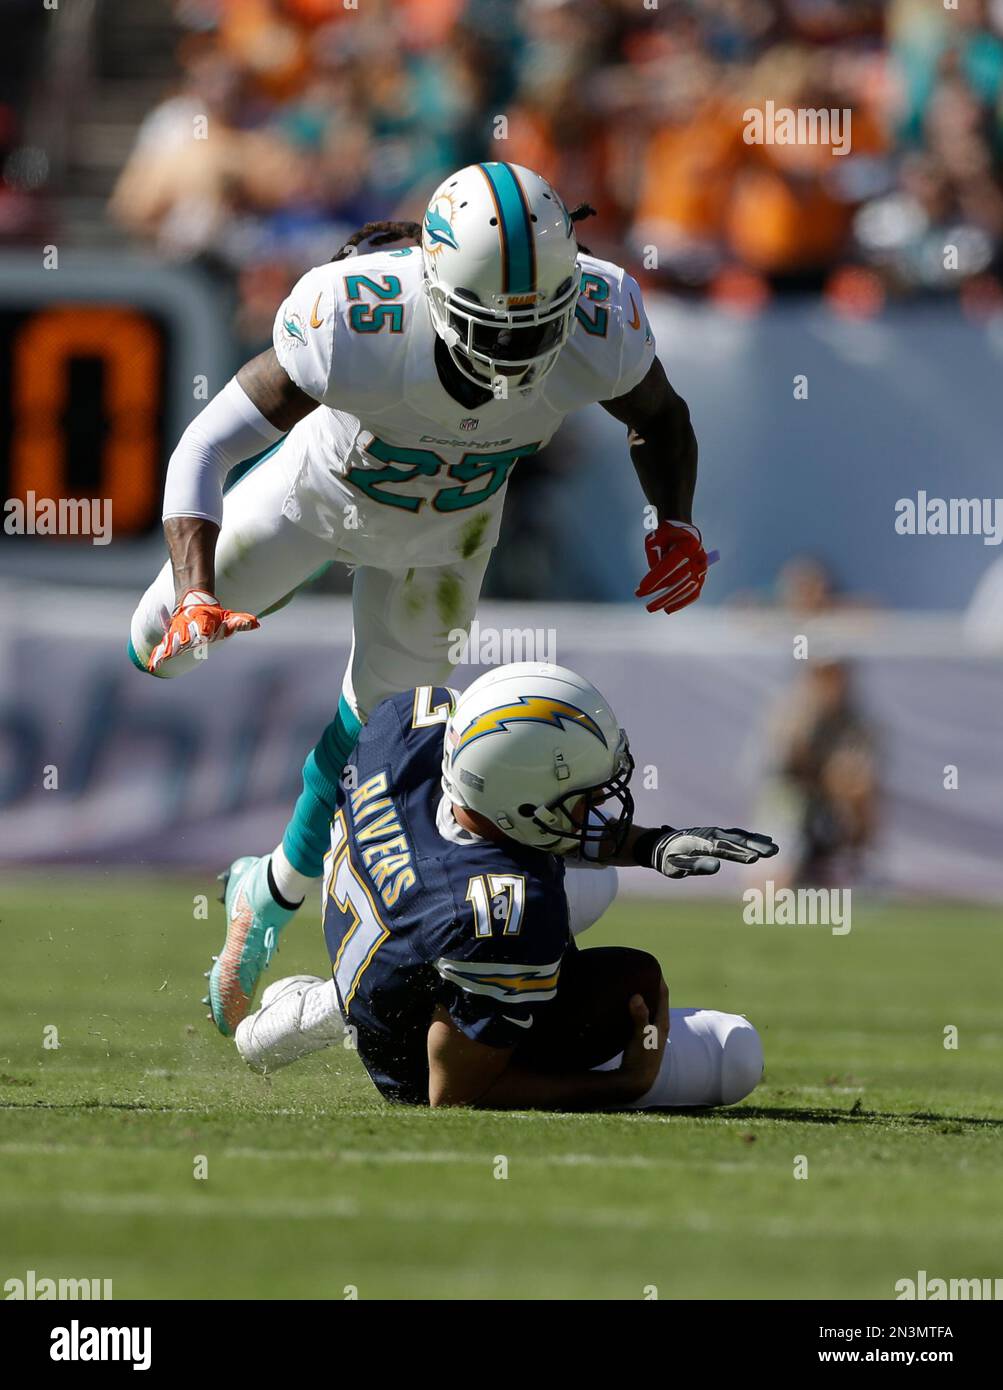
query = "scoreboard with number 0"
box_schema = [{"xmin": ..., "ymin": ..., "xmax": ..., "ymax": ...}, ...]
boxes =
[{"xmin": 0, "ymin": 256, "xmax": 231, "ymax": 562}]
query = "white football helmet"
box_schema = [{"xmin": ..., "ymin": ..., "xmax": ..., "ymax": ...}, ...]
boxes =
[
  {"xmin": 441, "ymin": 662, "xmax": 635, "ymax": 859},
  {"xmin": 421, "ymin": 162, "xmax": 582, "ymax": 389}
]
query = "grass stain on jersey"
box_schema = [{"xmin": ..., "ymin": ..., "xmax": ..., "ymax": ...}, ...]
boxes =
[
  {"xmin": 436, "ymin": 571, "xmax": 464, "ymax": 628},
  {"xmin": 401, "ymin": 569, "xmax": 427, "ymax": 618},
  {"xmin": 460, "ymin": 514, "xmax": 489, "ymax": 559}
]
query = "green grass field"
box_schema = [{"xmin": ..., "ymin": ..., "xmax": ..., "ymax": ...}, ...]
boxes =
[{"xmin": 1, "ymin": 874, "xmax": 1000, "ymax": 1300}]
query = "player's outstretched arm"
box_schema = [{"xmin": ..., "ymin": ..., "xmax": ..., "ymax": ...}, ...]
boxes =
[
  {"xmin": 601, "ymin": 356, "xmax": 697, "ymax": 523},
  {"xmin": 150, "ymin": 350, "xmax": 317, "ymax": 673},
  {"xmin": 601, "ymin": 358, "xmax": 710, "ymax": 616}
]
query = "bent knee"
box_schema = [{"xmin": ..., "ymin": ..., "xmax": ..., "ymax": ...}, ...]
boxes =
[
  {"xmin": 619, "ymin": 947, "xmax": 663, "ymax": 1017},
  {"xmin": 631, "ymin": 947, "xmax": 663, "ymax": 989}
]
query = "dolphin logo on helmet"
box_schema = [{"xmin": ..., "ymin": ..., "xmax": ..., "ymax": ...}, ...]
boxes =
[{"xmin": 423, "ymin": 202, "xmax": 461, "ymax": 253}]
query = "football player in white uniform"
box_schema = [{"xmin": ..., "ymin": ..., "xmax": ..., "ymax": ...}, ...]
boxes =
[{"xmin": 128, "ymin": 162, "xmax": 710, "ymax": 1036}]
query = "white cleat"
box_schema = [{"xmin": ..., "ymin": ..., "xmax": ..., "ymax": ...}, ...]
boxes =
[
  {"xmin": 258, "ymin": 975, "xmax": 323, "ymax": 1011},
  {"xmin": 235, "ymin": 975, "xmax": 345, "ymax": 1074}
]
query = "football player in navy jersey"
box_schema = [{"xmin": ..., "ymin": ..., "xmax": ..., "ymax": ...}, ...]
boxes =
[{"xmin": 234, "ymin": 663, "xmax": 778, "ymax": 1111}]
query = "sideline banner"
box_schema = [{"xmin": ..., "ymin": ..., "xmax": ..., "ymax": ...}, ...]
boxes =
[{"xmin": 1, "ymin": 592, "xmax": 1000, "ymax": 901}]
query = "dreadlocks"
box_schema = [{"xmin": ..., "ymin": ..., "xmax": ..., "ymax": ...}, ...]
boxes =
[
  {"xmin": 567, "ymin": 202, "xmax": 596, "ymax": 255},
  {"xmin": 332, "ymin": 203, "xmax": 598, "ymax": 262},
  {"xmin": 332, "ymin": 221, "xmax": 423, "ymax": 262}
]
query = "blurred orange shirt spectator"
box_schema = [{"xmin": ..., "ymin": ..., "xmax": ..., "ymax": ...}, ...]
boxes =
[
  {"xmin": 396, "ymin": 0, "xmax": 467, "ymax": 50},
  {"xmin": 218, "ymin": 0, "xmax": 310, "ymax": 100},
  {"xmin": 634, "ymin": 101, "xmax": 742, "ymax": 246},
  {"xmin": 505, "ymin": 97, "xmax": 618, "ymax": 235},
  {"xmin": 728, "ymin": 108, "xmax": 886, "ymax": 274}
]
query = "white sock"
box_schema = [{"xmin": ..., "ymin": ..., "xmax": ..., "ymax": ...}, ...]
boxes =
[
  {"xmin": 594, "ymin": 1008, "xmax": 764, "ymax": 1108},
  {"xmin": 235, "ymin": 976, "xmax": 345, "ymax": 1072},
  {"xmin": 270, "ymin": 843, "xmax": 320, "ymax": 906}
]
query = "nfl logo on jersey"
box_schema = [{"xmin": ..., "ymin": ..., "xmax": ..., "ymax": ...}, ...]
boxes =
[{"xmin": 459, "ymin": 417, "xmax": 479, "ymax": 431}]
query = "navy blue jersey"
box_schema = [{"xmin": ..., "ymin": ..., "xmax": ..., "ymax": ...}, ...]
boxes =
[{"xmin": 322, "ymin": 686, "xmax": 571, "ymax": 1103}]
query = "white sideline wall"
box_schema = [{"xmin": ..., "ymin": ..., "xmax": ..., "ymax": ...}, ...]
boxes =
[{"xmin": 0, "ymin": 586, "xmax": 1000, "ymax": 901}]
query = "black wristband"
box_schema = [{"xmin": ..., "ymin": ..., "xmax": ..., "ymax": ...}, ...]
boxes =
[{"xmin": 631, "ymin": 825, "xmax": 673, "ymax": 868}]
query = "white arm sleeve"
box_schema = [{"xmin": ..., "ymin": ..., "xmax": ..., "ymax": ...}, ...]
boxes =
[
  {"xmin": 161, "ymin": 376, "xmax": 285, "ymax": 526},
  {"xmin": 564, "ymin": 865, "xmax": 619, "ymax": 936}
]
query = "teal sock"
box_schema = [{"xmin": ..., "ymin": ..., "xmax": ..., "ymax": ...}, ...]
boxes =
[{"xmin": 282, "ymin": 695, "xmax": 362, "ymax": 877}]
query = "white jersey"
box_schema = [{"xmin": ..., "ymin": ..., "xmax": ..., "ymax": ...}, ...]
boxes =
[{"xmin": 271, "ymin": 246, "xmax": 655, "ymax": 568}]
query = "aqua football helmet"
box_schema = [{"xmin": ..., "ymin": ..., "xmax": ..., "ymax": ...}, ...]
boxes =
[{"xmin": 421, "ymin": 162, "xmax": 582, "ymax": 390}]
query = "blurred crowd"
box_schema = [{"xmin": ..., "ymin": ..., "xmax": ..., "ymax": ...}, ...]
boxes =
[{"xmin": 99, "ymin": 0, "xmax": 1003, "ymax": 346}]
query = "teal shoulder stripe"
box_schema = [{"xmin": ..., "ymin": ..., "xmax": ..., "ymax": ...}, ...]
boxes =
[{"xmin": 478, "ymin": 162, "xmax": 535, "ymax": 295}]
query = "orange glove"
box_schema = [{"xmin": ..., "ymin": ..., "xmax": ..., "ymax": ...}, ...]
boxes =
[
  {"xmin": 635, "ymin": 520, "xmax": 710, "ymax": 615},
  {"xmin": 148, "ymin": 589, "xmax": 259, "ymax": 673}
]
